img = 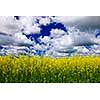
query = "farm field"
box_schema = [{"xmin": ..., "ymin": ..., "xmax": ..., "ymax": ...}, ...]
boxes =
[{"xmin": 0, "ymin": 55, "xmax": 100, "ymax": 83}]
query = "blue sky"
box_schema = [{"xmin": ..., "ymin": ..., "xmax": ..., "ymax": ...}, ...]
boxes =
[{"xmin": 0, "ymin": 16, "xmax": 100, "ymax": 57}]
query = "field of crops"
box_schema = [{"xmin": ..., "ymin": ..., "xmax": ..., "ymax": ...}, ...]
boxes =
[{"xmin": 0, "ymin": 55, "xmax": 100, "ymax": 83}]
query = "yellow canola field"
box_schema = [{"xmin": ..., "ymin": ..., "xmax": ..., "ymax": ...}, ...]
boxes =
[{"xmin": 0, "ymin": 55, "xmax": 100, "ymax": 83}]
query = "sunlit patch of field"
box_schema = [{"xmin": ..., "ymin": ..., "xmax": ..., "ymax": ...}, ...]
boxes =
[{"xmin": 0, "ymin": 55, "xmax": 100, "ymax": 83}]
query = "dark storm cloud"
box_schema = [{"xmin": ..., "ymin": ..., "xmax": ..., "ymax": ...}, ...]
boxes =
[
  {"xmin": 0, "ymin": 34, "xmax": 15, "ymax": 45},
  {"xmin": 0, "ymin": 33, "xmax": 33, "ymax": 47},
  {"xmin": 65, "ymin": 16, "xmax": 100, "ymax": 32}
]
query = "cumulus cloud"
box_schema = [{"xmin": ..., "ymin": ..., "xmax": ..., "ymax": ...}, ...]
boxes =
[
  {"xmin": 34, "ymin": 43, "xmax": 49, "ymax": 51},
  {"xmin": 39, "ymin": 36, "xmax": 50, "ymax": 44},
  {"xmin": 0, "ymin": 16, "xmax": 41, "ymax": 36},
  {"xmin": 0, "ymin": 34, "xmax": 15, "ymax": 45},
  {"xmin": 50, "ymin": 28, "xmax": 66, "ymax": 38},
  {"xmin": 23, "ymin": 23, "xmax": 41, "ymax": 34},
  {"xmin": 0, "ymin": 32, "xmax": 33, "ymax": 46},
  {"xmin": 45, "ymin": 29, "xmax": 100, "ymax": 57},
  {"xmin": 54, "ymin": 16, "xmax": 100, "ymax": 32},
  {"xmin": 19, "ymin": 16, "xmax": 41, "ymax": 34},
  {"xmin": 75, "ymin": 46, "xmax": 89, "ymax": 54},
  {"xmin": 13, "ymin": 32, "xmax": 31, "ymax": 43},
  {"xmin": 54, "ymin": 16, "xmax": 85, "ymax": 24},
  {"xmin": 0, "ymin": 46, "xmax": 31, "ymax": 56},
  {"xmin": 31, "ymin": 24, "xmax": 41, "ymax": 33},
  {"xmin": 0, "ymin": 16, "xmax": 22, "ymax": 35},
  {"xmin": 34, "ymin": 24, "xmax": 100, "ymax": 57},
  {"xmin": 0, "ymin": 16, "xmax": 38, "ymax": 55},
  {"xmin": 0, "ymin": 16, "xmax": 100, "ymax": 57},
  {"xmin": 39, "ymin": 17, "xmax": 51, "ymax": 26}
]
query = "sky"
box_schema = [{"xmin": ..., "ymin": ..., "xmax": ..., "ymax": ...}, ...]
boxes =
[{"xmin": 0, "ymin": 16, "xmax": 100, "ymax": 57}]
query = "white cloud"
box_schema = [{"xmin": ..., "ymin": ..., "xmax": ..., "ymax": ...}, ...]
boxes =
[
  {"xmin": 0, "ymin": 16, "xmax": 100, "ymax": 57},
  {"xmin": 34, "ymin": 43, "xmax": 49, "ymax": 51},
  {"xmin": 19, "ymin": 16, "xmax": 33, "ymax": 26},
  {"xmin": 0, "ymin": 16, "xmax": 40, "ymax": 36},
  {"xmin": 6, "ymin": 49, "xmax": 17, "ymax": 55},
  {"xmin": 45, "ymin": 48, "xmax": 70, "ymax": 58},
  {"xmin": 13, "ymin": 16, "xmax": 41, "ymax": 34},
  {"xmin": 53, "ymin": 16, "xmax": 85, "ymax": 24},
  {"xmin": 55, "ymin": 16, "xmax": 100, "ymax": 32},
  {"xmin": 31, "ymin": 23, "xmax": 41, "ymax": 33},
  {"xmin": 23, "ymin": 23, "xmax": 41, "ymax": 34},
  {"xmin": 50, "ymin": 29, "xmax": 66, "ymax": 38},
  {"xmin": 21, "ymin": 20, "xmax": 41, "ymax": 35},
  {"xmin": 13, "ymin": 32, "xmax": 33, "ymax": 46},
  {"xmin": 0, "ymin": 16, "xmax": 22, "ymax": 35},
  {"xmin": 45, "ymin": 30, "xmax": 100, "ymax": 57},
  {"xmin": 39, "ymin": 36, "xmax": 50, "ymax": 44},
  {"xmin": 77, "ymin": 46, "xmax": 89, "ymax": 53},
  {"xmin": 34, "ymin": 44, "xmax": 42, "ymax": 50},
  {"xmin": 0, "ymin": 46, "xmax": 31, "ymax": 56},
  {"xmin": 39, "ymin": 17, "xmax": 51, "ymax": 26}
]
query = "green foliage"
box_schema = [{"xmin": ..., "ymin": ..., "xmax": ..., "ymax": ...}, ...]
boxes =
[{"xmin": 0, "ymin": 55, "xmax": 100, "ymax": 83}]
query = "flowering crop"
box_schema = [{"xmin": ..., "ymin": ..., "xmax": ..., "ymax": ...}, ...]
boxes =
[{"xmin": 0, "ymin": 55, "xmax": 100, "ymax": 83}]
